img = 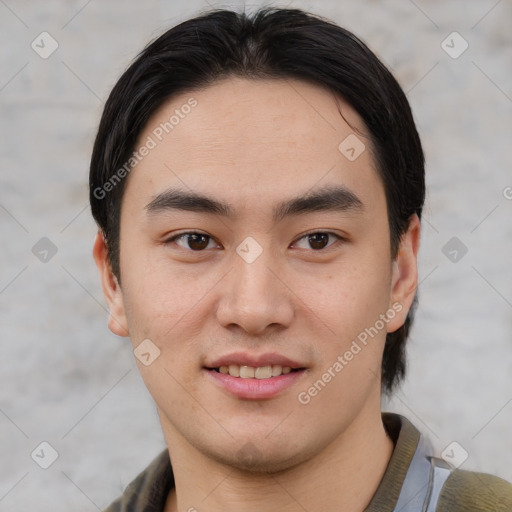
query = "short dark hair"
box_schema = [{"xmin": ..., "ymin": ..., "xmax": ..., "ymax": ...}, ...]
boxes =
[{"xmin": 89, "ymin": 7, "xmax": 425, "ymax": 394}]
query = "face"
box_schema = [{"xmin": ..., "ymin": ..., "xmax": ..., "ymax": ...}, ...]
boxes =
[{"xmin": 94, "ymin": 77, "xmax": 419, "ymax": 473}]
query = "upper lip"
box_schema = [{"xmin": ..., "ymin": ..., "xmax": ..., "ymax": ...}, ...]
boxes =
[{"xmin": 206, "ymin": 352, "xmax": 305, "ymax": 369}]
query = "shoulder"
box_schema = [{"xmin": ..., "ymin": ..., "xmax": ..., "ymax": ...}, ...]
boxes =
[
  {"xmin": 102, "ymin": 449, "xmax": 173, "ymax": 512},
  {"xmin": 437, "ymin": 467, "xmax": 512, "ymax": 512}
]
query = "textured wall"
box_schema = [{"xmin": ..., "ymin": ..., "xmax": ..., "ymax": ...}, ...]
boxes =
[{"xmin": 1, "ymin": 1, "xmax": 511, "ymax": 510}]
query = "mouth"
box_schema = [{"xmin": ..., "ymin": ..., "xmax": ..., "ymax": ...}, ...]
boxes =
[
  {"xmin": 203, "ymin": 354, "xmax": 307, "ymax": 400},
  {"xmin": 207, "ymin": 364, "xmax": 304, "ymax": 379}
]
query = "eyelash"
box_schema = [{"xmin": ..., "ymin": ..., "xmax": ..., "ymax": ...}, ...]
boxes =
[{"xmin": 164, "ymin": 230, "xmax": 345, "ymax": 252}]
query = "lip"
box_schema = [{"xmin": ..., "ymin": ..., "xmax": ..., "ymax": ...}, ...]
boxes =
[
  {"xmin": 204, "ymin": 352, "xmax": 307, "ymax": 400},
  {"xmin": 204, "ymin": 367, "xmax": 306, "ymax": 400},
  {"xmin": 206, "ymin": 352, "xmax": 304, "ymax": 369}
]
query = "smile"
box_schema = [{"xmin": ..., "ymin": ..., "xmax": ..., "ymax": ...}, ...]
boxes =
[{"xmin": 212, "ymin": 364, "xmax": 298, "ymax": 379}]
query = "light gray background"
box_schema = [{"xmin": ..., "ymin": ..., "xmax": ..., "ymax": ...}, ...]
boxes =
[{"xmin": 1, "ymin": 0, "xmax": 511, "ymax": 510}]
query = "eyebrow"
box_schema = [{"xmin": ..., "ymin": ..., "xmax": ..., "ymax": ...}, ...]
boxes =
[{"xmin": 145, "ymin": 184, "xmax": 364, "ymax": 222}]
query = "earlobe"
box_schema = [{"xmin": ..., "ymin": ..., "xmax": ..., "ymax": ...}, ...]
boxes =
[
  {"xmin": 92, "ymin": 232, "xmax": 130, "ymax": 337},
  {"xmin": 387, "ymin": 214, "xmax": 421, "ymax": 333}
]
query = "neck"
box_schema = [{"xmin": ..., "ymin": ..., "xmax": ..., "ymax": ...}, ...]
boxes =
[{"xmin": 163, "ymin": 406, "xmax": 394, "ymax": 512}]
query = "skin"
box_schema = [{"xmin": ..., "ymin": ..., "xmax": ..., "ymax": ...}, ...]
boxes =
[{"xmin": 94, "ymin": 77, "xmax": 420, "ymax": 512}]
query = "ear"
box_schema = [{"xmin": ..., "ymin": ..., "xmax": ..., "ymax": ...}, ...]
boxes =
[
  {"xmin": 386, "ymin": 214, "xmax": 421, "ymax": 333},
  {"xmin": 92, "ymin": 231, "xmax": 130, "ymax": 337}
]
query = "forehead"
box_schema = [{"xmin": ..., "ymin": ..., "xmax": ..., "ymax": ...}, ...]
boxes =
[{"xmin": 123, "ymin": 77, "xmax": 383, "ymax": 218}]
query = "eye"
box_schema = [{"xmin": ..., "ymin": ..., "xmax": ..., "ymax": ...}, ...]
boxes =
[
  {"xmin": 164, "ymin": 230, "xmax": 344, "ymax": 252},
  {"xmin": 165, "ymin": 231, "xmax": 218, "ymax": 251},
  {"xmin": 293, "ymin": 231, "xmax": 344, "ymax": 251}
]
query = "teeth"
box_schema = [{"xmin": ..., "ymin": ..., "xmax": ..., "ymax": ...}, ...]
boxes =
[
  {"xmin": 216, "ymin": 364, "xmax": 294, "ymax": 379},
  {"xmin": 239, "ymin": 366, "xmax": 255, "ymax": 378},
  {"xmin": 228, "ymin": 364, "xmax": 240, "ymax": 377},
  {"xmin": 255, "ymin": 366, "xmax": 272, "ymax": 379}
]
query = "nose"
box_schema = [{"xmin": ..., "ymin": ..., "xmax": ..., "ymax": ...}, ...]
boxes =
[{"xmin": 215, "ymin": 242, "xmax": 294, "ymax": 336}]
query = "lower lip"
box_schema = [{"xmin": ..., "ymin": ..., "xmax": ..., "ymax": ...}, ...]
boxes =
[{"xmin": 204, "ymin": 369, "xmax": 306, "ymax": 400}]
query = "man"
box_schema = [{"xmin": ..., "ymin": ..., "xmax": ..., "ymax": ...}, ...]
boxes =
[{"xmin": 90, "ymin": 7, "xmax": 512, "ymax": 511}]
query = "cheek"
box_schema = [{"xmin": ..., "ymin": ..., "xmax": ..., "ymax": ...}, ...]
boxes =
[
  {"xmin": 118, "ymin": 234, "xmax": 210, "ymax": 329},
  {"xmin": 296, "ymin": 254, "xmax": 392, "ymax": 341}
]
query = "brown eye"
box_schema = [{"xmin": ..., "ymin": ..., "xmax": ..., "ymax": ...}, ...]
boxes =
[
  {"xmin": 293, "ymin": 231, "xmax": 343, "ymax": 251},
  {"xmin": 167, "ymin": 232, "xmax": 216, "ymax": 251},
  {"xmin": 308, "ymin": 233, "xmax": 329, "ymax": 250}
]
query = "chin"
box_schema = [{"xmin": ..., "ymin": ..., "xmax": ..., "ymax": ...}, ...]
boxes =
[{"xmin": 205, "ymin": 442, "xmax": 311, "ymax": 475}]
